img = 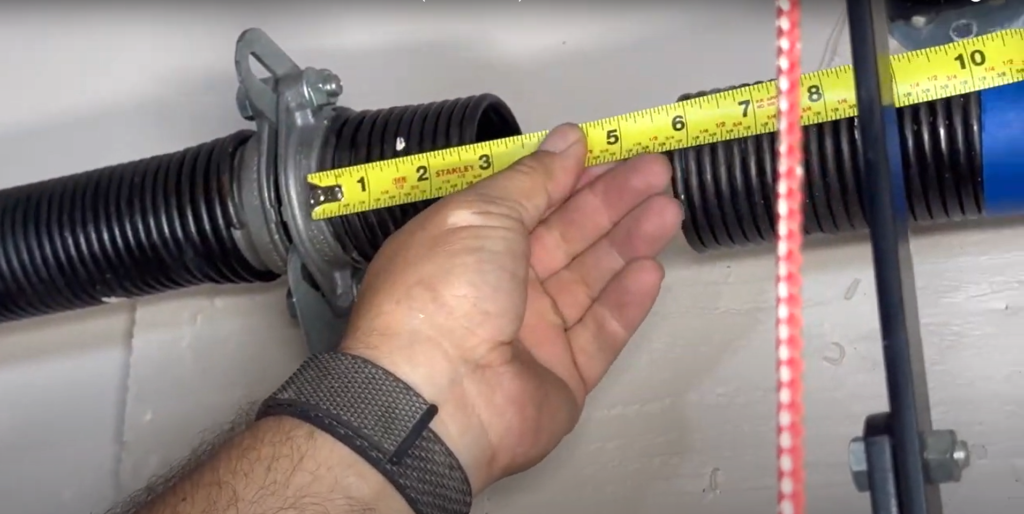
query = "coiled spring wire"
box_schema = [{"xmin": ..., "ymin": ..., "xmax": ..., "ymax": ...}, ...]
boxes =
[{"xmin": 669, "ymin": 85, "xmax": 983, "ymax": 252}]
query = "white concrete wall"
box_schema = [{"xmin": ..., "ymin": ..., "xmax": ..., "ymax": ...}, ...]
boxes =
[{"xmin": 2, "ymin": 3, "xmax": 1021, "ymax": 514}]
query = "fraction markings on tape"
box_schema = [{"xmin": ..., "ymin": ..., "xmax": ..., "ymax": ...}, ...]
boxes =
[{"xmin": 308, "ymin": 29, "xmax": 1024, "ymax": 220}]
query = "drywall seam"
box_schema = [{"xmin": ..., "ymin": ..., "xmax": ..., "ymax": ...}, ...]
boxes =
[{"xmin": 114, "ymin": 301, "xmax": 140, "ymax": 500}]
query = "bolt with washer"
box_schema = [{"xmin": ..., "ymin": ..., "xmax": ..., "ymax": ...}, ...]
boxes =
[{"xmin": 848, "ymin": 430, "xmax": 971, "ymax": 492}]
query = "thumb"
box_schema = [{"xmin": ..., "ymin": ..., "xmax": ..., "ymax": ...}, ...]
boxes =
[{"xmin": 462, "ymin": 123, "xmax": 587, "ymax": 230}]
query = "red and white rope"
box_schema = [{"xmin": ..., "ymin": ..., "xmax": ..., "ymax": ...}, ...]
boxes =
[{"xmin": 775, "ymin": 1, "xmax": 805, "ymax": 514}]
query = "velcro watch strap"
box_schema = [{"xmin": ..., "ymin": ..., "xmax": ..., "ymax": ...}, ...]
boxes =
[{"xmin": 256, "ymin": 351, "xmax": 472, "ymax": 514}]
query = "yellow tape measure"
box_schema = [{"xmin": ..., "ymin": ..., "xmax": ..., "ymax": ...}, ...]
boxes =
[{"xmin": 309, "ymin": 28, "xmax": 1024, "ymax": 221}]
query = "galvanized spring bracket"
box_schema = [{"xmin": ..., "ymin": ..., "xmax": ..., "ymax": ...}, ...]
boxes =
[{"xmin": 234, "ymin": 27, "xmax": 357, "ymax": 354}]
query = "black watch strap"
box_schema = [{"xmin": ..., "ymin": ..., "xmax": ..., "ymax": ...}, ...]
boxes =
[{"xmin": 255, "ymin": 351, "xmax": 472, "ymax": 514}]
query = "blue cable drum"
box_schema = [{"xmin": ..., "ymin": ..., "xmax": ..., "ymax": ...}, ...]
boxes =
[{"xmin": 981, "ymin": 80, "xmax": 1024, "ymax": 216}]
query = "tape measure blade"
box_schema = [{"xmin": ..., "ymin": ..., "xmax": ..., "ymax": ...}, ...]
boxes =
[{"xmin": 308, "ymin": 29, "xmax": 1024, "ymax": 219}]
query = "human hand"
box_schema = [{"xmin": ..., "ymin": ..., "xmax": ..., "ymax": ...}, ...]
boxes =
[{"xmin": 341, "ymin": 123, "xmax": 683, "ymax": 493}]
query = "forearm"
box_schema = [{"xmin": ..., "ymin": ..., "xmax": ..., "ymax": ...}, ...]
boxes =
[{"xmin": 136, "ymin": 416, "xmax": 413, "ymax": 514}]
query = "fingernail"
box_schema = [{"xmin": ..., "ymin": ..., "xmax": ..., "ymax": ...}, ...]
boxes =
[{"xmin": 539, "ymin": 123, "xmax": 582, "ymax": 153}]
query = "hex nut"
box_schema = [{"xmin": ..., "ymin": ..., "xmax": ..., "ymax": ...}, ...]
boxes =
[
  {"xmin": 923, "ymin": 430, "xmax": 970, "ymax": 485},
  {"xmin": 319, "ymin": 69, "xmax": 343, "ymax": 98},
  {"xmin": 302, "ymin": 68, "xmax": 343, "ymax": 107}
]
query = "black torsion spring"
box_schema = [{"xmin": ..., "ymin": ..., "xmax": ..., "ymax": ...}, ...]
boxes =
[
  {"xmin": 321, "ymin": 94, "xmax": 522, "ymax": 267},
  {"xmin": 669, "ymin": 85, "xmax": 983, "ymax": 252},
  {"xmin": 0, "ymin": 93, "xmax": 523, "ymax": 324},
  {"xmin": 0, "ymin": 131, "xmax": 277, "ymax": 322}
]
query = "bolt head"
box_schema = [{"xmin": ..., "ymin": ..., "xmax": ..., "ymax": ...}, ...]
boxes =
[
  {"xmin": 319, "ymin": 69, "xmax": 343, "ymax": 98},
  {"xmin": 848, "ymin": 437, "xmax": 870, "ymax": 493},
  {"xmin": 302, "ymin": 68, "xmax": 344, "ymax": 107}
]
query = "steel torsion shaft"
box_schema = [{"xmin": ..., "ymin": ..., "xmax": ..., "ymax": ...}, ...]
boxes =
[{"xmin": 669, "ymin": 86, "xmax": 983, "ymax": 252}]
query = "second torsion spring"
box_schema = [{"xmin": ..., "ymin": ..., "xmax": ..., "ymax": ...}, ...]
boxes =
[{"xmin": 669, "ymin": 86, "xmax": 984, "ymax": 252}]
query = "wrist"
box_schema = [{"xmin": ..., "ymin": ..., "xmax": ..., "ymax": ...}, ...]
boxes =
[
  {"xmin": 141, "ymin": 416, "xmax": 412, "ymax": 514},
  {"xmin": 340, "ymin": 337, "xmax": 496, "ymax": 494},
  {"xmin": 250, "ymin": 417, "xmax": 415, "ymax": 513}
]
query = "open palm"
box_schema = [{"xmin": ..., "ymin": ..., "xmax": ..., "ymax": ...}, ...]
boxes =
[{"xmin": 343, "ymin": 124, "xmax": 682, "ymax": 493}]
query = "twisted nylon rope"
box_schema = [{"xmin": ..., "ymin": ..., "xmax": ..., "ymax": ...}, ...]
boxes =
[{"xmin": 775, "ymin": 1, "xmax": 805, "ymax": 513}]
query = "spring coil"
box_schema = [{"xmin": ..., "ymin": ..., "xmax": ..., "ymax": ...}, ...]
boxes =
[
  {"xmin": 669, "ymin": 86, "xmax": 983, "ymax": 252},
  {"xmin": 0, "ymin": 131, "xmax": 278, "ymax": 322},
  {"xmin": 321, "ymin": 94, "xmax": 523, "ymax": 267}
]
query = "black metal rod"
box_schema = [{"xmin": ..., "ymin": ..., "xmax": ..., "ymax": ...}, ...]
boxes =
[
  {"xmin": 867, "ymin": 436, "xmax": 900, "ymax": 514},
  {"xmin": 845, "ymin": 0, "xmax": 940, "ymax": 513}
]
